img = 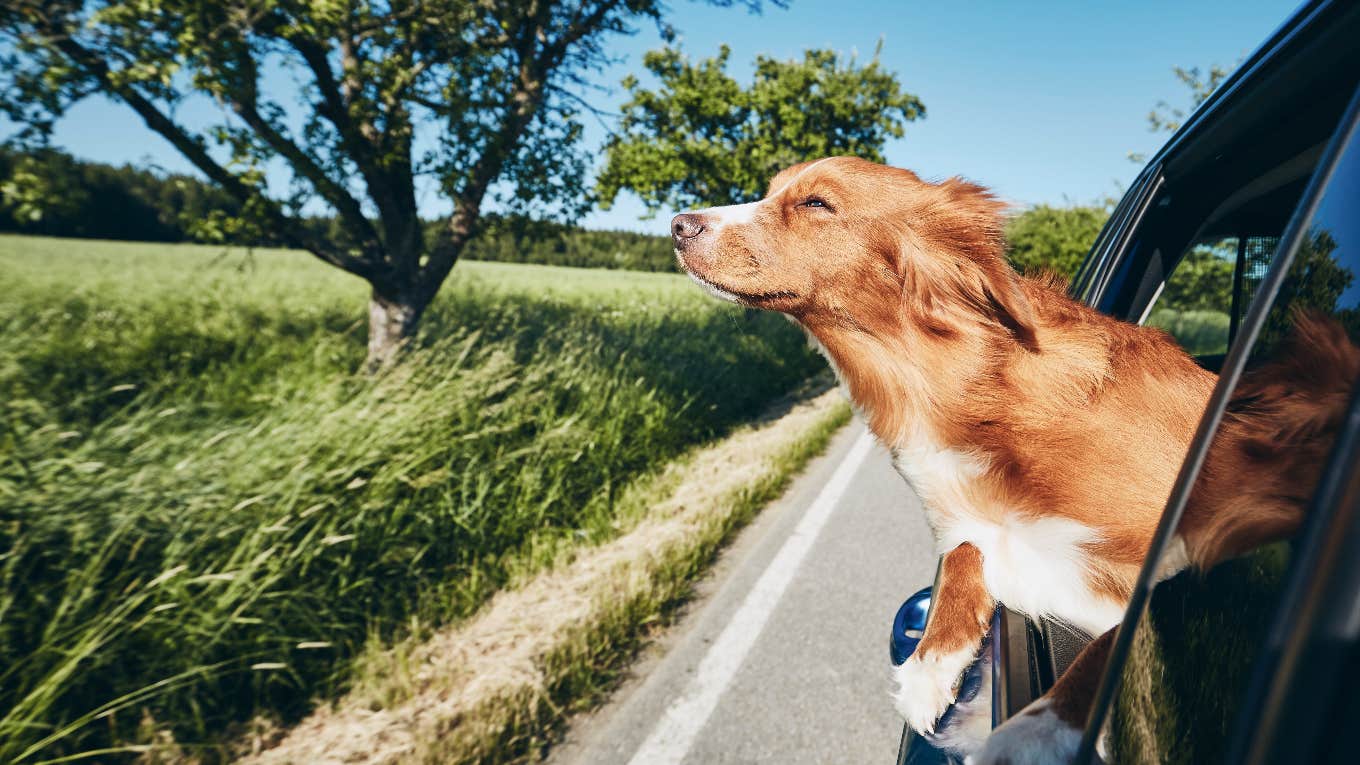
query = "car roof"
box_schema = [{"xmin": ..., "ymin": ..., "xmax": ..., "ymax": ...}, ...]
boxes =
[{"xmin": 1147, "ymin": 0, "xmax": 1360, "ymax": 178}]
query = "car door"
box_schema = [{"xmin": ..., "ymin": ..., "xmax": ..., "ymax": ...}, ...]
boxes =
[
  {"xmin": 995, "ymin": 14, "xmax": 1360, "ymax": 731},
  {"xmin": 1073, "ymin": 82, "xmax": 1360, "ymax": 765}
]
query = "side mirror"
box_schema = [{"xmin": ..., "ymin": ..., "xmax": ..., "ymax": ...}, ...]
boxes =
[{"xmin": 890, "ymin": 586, "xmax": 932, "ymax": 666}]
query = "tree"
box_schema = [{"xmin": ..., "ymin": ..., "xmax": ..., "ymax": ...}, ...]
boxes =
[
  {"xmin": 0, "ymin": 145, "xmax": 248, "ymax": 241},
  {"xmin": 1130, "ymin": 64, "xmax": 1232, "ymax": 163},
  {"xmin": 1004, "ymin": 204, "xmax": 1109, "ymax": 279},
  {"xmin": 1148, "ymin": 64, "xmax": 1231, "ymax": 133},
  {"xmin": 0, "ymin": 1, "xmax": 768, "ymax": 370},
  {"xmin": 596, "ymin": 44, "xmax": 925, "ymax": 211}
]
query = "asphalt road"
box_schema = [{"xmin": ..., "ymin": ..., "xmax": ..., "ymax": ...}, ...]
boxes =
[{"xmin": 547, "ymin": 419, "xmax": 938, "ymax": 765}]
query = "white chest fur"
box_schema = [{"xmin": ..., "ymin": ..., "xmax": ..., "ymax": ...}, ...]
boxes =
[{"xmin": 890, "ymin": 431, "xmax": 1125, "ymax": 637}]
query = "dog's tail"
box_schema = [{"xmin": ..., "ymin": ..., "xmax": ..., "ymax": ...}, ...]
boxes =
[{"xmin": 1187, "ymin": 311, "xmax": 1360, "ymax": 569}]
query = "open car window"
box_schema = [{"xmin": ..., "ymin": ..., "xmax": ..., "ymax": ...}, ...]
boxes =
[
  {"xmin": 1107, "ymin": 146, "xmax": 1323, "ymax": 370},
  {"xmin": 1079, "ymin": 84, "xmax": 1360, "ymax": 764},
  {"xmin": 1092, "ymin": 18, "xmax": 1360, "ymax": 367},
  {"xmin": 1141, "ymin": 234, "xmax": 1278, "ymax": 358},
  {"xmin": 1109, "ymin": 111, "xmax": 1360, "ymax": 760}
]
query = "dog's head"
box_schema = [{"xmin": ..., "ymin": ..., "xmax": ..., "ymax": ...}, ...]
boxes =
[{"xmin": 671, "ymin": 156, "xmax": 1035, "ymax": 347}]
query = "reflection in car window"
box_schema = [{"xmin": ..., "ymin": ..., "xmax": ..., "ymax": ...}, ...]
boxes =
[{"xmin": 1191, "ymin": 101, "xmax": 1360, "ymax": 609}]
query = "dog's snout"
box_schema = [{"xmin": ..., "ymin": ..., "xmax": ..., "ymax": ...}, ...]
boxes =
[{"xmin": 670, "ymin": 213, "xmax": 706, "ymax": 247}]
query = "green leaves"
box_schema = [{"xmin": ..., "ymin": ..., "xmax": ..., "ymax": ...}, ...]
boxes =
[
  {"xmin": 1147, "ymin": 64, "xmax": 1232, "ymax": 135},
  {"xmin": 0, "ymin": 155, "xmax": 89, "ymax": 225},
  {"xmin": 1004, "ymin": 204, "xmax": 1110, "ymax": 279},
  {"xmin": 1, "ymin": 2, "xmax": 794, "ymax": 363},
  {"xmin": 596, "ymin": 43, "xmax": 926, "ymax": 212}
]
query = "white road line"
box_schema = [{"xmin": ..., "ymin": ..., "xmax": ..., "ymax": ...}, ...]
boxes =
[{"xmin": 626, "ymin": 428, "xmax": 877, "ymax": 765}]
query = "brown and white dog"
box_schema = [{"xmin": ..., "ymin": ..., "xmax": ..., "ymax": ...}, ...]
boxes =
[{"xmin": 669, "ymin": 156, "xmax": 1356, "ymax": 763}]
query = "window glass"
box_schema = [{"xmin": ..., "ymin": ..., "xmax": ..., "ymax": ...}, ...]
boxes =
[
  {"xmin": 1109, "ymin": 108, "xmax": 1360, "ymax": 765},
  {"xmin": 1186, "ymin": 108, "xmax": 1360, "ymax": 580},
  {"xmin": 1144, "ymin": 234, "xmax": 1283, "ymax": 357},
  {"xmin": 1145, "ymin": 237, "xmax": 1236, "ymax": 355}
]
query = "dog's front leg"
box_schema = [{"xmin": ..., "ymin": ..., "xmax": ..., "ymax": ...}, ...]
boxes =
[
  {"xmin": 971, "ymin": 627, "xmax": 1115, "ymax": 765},
  {"xmin": 893, "ymin": 542, "xmax": 993, "ymax": 734}
]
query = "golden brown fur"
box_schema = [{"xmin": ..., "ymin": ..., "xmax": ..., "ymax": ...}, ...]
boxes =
[
  {"xmin": 981, "ymin": 317, "xmax": 1358, "ymax": 761},
  {"xmin": 1181, "ymin": 311, "xmax": 1360, "ymax": 568}
]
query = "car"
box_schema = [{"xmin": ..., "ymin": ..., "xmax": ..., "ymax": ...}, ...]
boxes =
[{"xmin": 893, "ymin": 0, "xmax": 1360, "ymax": 762}]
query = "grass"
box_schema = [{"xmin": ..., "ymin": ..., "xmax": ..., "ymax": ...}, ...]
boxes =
[
  {"xmin": 242, "ymin": 384, "xmax": 851, "ymax": 765},
  {"xmin": 0, "ymin": 234, "xmax": 827, "ymax": 762}
]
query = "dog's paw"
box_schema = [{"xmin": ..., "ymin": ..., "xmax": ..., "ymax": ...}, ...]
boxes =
[
  {"xmin": 891, "ymin": 646, "xmax": 974, "ymax": 735},
  {"xmin": 967, "ymin": 699, "xmax": 1081, "ymax": 765}
]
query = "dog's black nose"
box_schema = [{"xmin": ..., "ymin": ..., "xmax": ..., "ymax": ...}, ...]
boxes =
[{"xmin": 671, "ymin": 213, "xmax": 706, "ymax": 247}]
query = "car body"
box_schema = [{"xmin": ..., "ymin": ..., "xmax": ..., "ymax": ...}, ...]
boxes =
[{"xmin": 895, "ymin": 1, "xmax": 1360, "ymax": 761}]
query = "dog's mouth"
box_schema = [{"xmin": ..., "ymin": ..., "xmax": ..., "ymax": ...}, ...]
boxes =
[{"xmin": 679, "ymin": 258, "xmax": 798, "ymax": 307}]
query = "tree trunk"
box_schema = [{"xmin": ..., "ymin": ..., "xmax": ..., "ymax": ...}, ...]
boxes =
[{"xmin": 366, "ymin": 288, "xmax": 427, "ymax": 372}]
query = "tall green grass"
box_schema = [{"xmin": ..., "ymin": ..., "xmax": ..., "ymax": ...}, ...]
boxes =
[
  {"xmin": 0, "ymin": 235, "xmax": 823, "ymax": 762},
  {"xmin": 1145, "ymin": 307, "xmax": 1231, "ymax": 357}
]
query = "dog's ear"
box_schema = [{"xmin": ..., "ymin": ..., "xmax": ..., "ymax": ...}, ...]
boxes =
[{"xmin": 980, "ymin": 261, "xmax": 1039, "ymax": 351}]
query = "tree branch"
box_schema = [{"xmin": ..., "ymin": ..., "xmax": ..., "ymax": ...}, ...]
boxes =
[
  {"xmin": 289, "ymin": 37, "xmax": 385, "ymax": 177},
  {"xmin": 421, "ymin": 3, "xmax": 567, "ymax": 296},
  {"xmin": 287, "ymin": 34, "xmax": 419, "ymax": 267},
  {"xmin": 228, "ymin": 54, "xmax": 385, "ymax": 261},
  {"xmin": 37, "ymin": 28, "xmax": 380, "ymax": 280}
]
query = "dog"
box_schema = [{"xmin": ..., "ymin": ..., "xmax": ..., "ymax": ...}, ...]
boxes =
[{"xmin": 669, "ymin": 156, "xmax": 1356, "ymax": 763}]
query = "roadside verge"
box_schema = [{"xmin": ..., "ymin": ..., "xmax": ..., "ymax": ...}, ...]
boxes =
[{"xmin": 238, "ymin": 379, "xmax": 851, "ymax": 765}]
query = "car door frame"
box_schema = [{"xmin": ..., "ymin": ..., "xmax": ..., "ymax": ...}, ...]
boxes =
[{"xmin": 1071, "ymin": 81, "xmax": 1360, "ymax": 764}]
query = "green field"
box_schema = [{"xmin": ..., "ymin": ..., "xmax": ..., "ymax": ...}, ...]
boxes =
[{"xmin": 0, "ymin": 234, "xmax": 824, "ymax": 761}]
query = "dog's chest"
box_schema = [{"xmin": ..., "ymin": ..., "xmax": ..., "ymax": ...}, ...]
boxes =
[{"xmin": 889, "ymin": 434, "xmax": 1124, "ymax": 636}]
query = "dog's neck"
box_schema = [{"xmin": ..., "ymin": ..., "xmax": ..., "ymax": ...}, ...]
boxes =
[{"xmin": 795, "ymin": 312, "xmax": 998, "ymax": 448}]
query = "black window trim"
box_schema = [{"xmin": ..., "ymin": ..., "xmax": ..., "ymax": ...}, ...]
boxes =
[
  {"xmin": 1077, "ymin": 168, "xmax": 1165, "ymax": 307},
  {"xmin": 1073, "ymin": 82, "xmax": 1360, "ymax": 764},
  {"xmin": 1069, "ymin": 172, "xmax": 1141, "ymax": 300}
]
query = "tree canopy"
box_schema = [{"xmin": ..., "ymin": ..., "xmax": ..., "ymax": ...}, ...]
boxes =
[
  {"xmin": 596, "ymin": 43, "xmax": 925, "ymax": 211},
  {"xmin": 0, "ymin": 146, "xmax": 250, "ymax": 242},
  {"xmin": 1004, "ymin": 203, "xmax": 1109, "ymax": 280}
]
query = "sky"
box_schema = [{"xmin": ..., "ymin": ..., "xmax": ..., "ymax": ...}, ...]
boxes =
[{"xmin": 15, "ymin": 0, "xmax": 1304, "ymax": 233}]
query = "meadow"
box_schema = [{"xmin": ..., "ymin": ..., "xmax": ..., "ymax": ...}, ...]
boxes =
[{"xmin": 0, "ymin": 234, "xmax": 824, "ymax": 761}]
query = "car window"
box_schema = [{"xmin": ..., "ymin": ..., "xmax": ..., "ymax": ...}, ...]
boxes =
[
  {"xmin": 1104, "ymin": 92, "xmax": 1360, "ymax": 765},
  {"xmin": 1142, "ymin": 234, "xmax": 1280, "ymax": 356},
  {"xmin": 1093, "ymin": 71, "xmax": 1356, "ymax": 367},
  {"xmin": 1143, "ymin": 236, "xmax": 1236, "ymax": 355}
]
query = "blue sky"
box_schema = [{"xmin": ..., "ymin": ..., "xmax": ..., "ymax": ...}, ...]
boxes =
[{"xmin": 17, "ymin": 0, "xmax": 1302, "ymax": 233}]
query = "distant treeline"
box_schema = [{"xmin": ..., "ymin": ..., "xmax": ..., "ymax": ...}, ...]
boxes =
[
  {"xmin": 0, "ymin": 147, "xmax": 676, "ymax": 271},
  {"xmin": 0, "ymin": 146, "xmax": 248, "ymax": 243},
  {"xmin": 449, "ymin": 215, "xmax": 674, "ymax": 272}
]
